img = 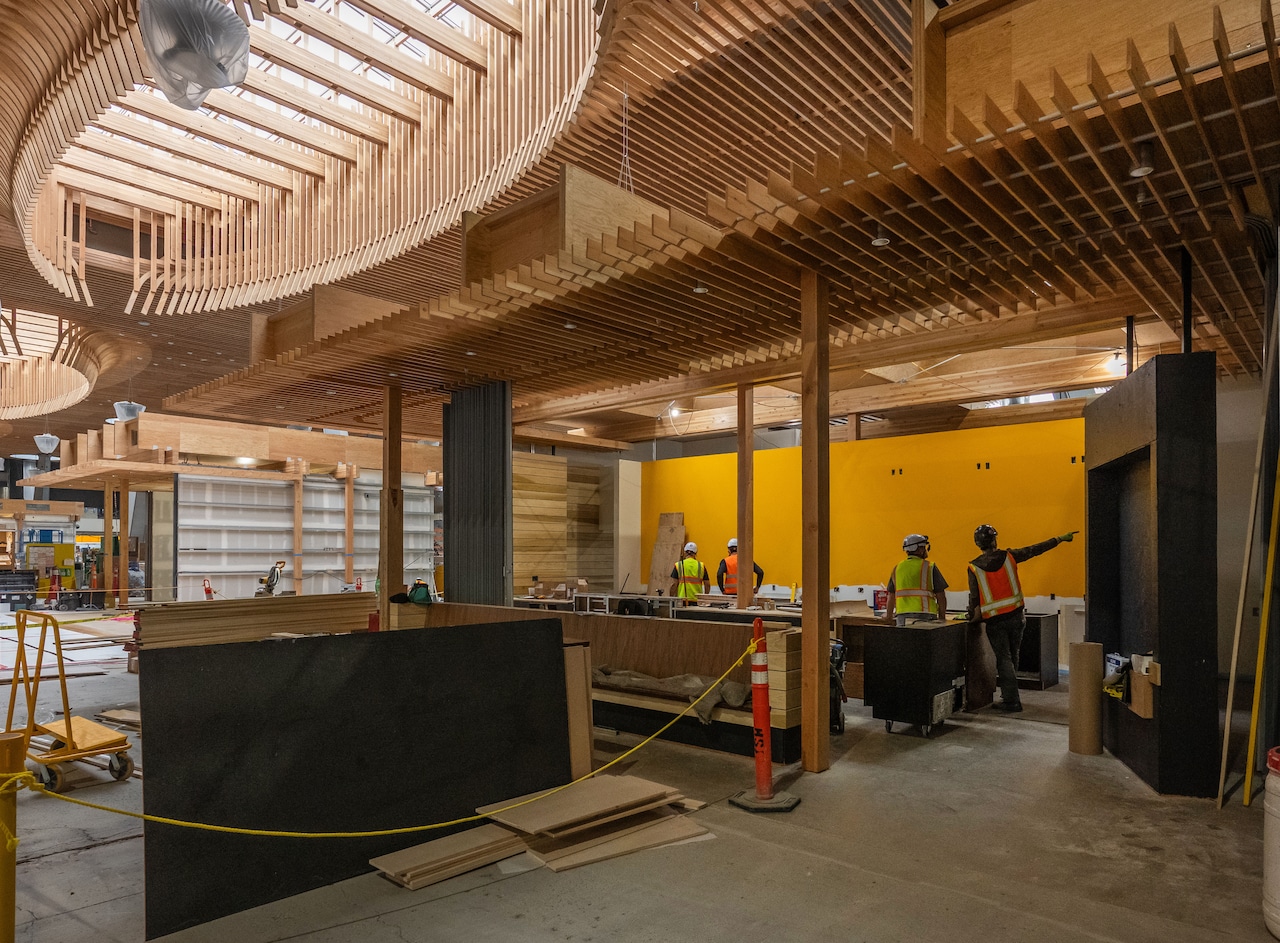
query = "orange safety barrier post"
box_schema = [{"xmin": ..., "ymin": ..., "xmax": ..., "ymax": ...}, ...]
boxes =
[{"xmin": 729, "ymin": 618, "xmax": 799, "ymax": 813}]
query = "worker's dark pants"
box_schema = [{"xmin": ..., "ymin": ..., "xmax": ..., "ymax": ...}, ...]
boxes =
[{"xmin": 985, "ymin": 613, "xmax": 1025, "ymax": 705}]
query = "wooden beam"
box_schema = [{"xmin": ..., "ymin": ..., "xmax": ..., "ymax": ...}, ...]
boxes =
[
  {"xmin": 510, "ymin": 425, "xmax": 633, "ymax": 452},
  {"xmin": 51, "ymin": 167, "xmax": 181, "ymax": 219},
  {"xmin": 736, "ymin": 384, "xmax": 754, "ymax": 610},
  {"xmin": 276, "ymin": 2, "xmax": 455, "ymax": 100},
  {"xmin": 93, "ymin": 111, "xmax": 296, "ymax": 191},
  {"xmin": 72, "ymin": 134, "xmax": 264, "ymax": 202},
  {"xmin": 121, "ymin": 91, "xmax": 330, "ymax": 177},
  {"xmin": 239, "ymin": 68, "xmax": 393, "ymax": 144},
  {"xmin": 379, "ymin": 385, "xmax": 404, "ymax": 631},
  {"xmin": 248, "ymin": 28, "xmax": 422, "ymax": 126},
  {"xmin": 450, "ymin": 0, "xmax": 522, "ymax": 35},
  {"xmin": 800, "ymin": 269, "xmax": 830, "ymax": 773},
  {"xmin": 198, "ymin": 89, "xmax": 361, "ymax": 163},
  {"xmin": 60, "ymin": 151, "xmax": 223, "ymax": 211},
  {"xmin": 344, "ymin": 0, "xmax": 489, "ymax": 71}
]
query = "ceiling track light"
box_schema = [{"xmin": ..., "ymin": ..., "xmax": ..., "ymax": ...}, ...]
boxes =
[
  {"xmin": 1129, "ymin": 141, "xmax": 1155, "ymax": 178},
  {"xmin": 871, "ymin": 223, "xmax": 891, "ymax": 248}
]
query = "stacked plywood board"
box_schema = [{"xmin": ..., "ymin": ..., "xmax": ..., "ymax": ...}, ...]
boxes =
[
  {"xmin": 136, "ymin": 593, "xmax": 375, "ymax": 649},
  {"xmin": 767, "ymin": 627, "xmax": 802, "ymax": 729},
  {"xmin": 477, "ymin": 774, "xmax": 705, "ymax": 873},
  {"xmin": 369, "ymin": 824, "xmax": 526, "ymax": 890},
  {"xmin": 646, "ymin": 512, "xmax": 684, "ymax": 595}
]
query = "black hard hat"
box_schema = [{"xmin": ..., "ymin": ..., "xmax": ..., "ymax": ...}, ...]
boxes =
[{"xmin": 974, "ymin": 524, "xmax": 998, "ymax": 549}]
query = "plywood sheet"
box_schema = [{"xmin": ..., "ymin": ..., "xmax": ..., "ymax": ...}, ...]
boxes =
[
  {"xmin": 647, "ymin": 512, "xmax": 684, "ymax": 595},
  {"xmin": 477, "ymin": 775, "xmax": 675, "ymax": 835},
  {"xmin": 543, "ymin": 812, "xmax": 707, "ymax": 872}
]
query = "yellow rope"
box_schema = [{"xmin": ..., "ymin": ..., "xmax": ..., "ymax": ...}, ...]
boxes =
[{"xmin": 16, "ymin": 640, "xmax": 760, "ymax": 839}]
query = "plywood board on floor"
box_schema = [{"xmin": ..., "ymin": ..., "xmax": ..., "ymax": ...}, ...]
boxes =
[
  {"xmin": 477, "ymin": 775, "xmax": 676, "ymax": 835},
  {"xmin": 543, "ymin": 812, "xmax": 707, "ymax": 872}
]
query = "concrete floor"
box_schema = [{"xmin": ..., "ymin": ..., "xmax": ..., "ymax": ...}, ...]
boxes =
[{"xmin": 10, "ymin": 665, "xmax": 1274, "ymax": 943}]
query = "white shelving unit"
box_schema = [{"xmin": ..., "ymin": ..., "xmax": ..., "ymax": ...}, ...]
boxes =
[{"xmin": 177, "ymin": 473, "xmax": 435, "ymax": 601}]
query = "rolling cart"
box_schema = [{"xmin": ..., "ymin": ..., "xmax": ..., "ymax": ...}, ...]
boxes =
[
  {"xmin": 863, "ymin": 620, "xmax": 965, "ymax": 737},
  {"xmin": 4, "ymin": 610, "xmax": 134, "ymax": 792}
]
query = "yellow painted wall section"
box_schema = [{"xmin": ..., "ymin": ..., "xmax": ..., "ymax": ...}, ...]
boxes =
[{"xmin": 640, "ymin": 419, "xmax": 1086, "ymax": 597}]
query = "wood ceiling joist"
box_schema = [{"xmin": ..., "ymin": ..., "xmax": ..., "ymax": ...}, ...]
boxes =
[
  {"xmin": 120, "ymin": 91, "xmax": 330, "ymax": 178},
  {"xmin": 197, "ymin": 89, "xmax": 360, "ymax": 163},
  {"xmin": 343, "ymin": 0, "xmax": 489, "ymax": 72},
  {"xmin": 60, "ymin": 148, "xmax": 224, "ymax": 212},
  {"xmin": 248, "ymin": 26, "xmax": 422, "ymax": 126},
  {"xmin": 51, "ymin": 167, "xmax": 178, "ymax": 220},
  {"xmin": 239, "ymin": 67, "xmax": 394, "ymax": 144},
  {"xmin": 449, "ymin": 0, "xmax": 521, "ymax": 36},
  {"xmin": 72, "ymin": 133, "xmax": 263, "ymax": 202},
  {"xmin": 93, "ymin": 111, "xmax": 296, "ymax": 191},
  {"xmin": 274, "ymin": 2, "xmax": 454, "ymax": 100}
]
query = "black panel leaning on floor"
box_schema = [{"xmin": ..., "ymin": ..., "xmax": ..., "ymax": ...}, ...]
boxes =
[
  {"xmin": 1085, "ymin": 352, "xmax": 1218, "ymax": 797},
  {"xmin": 138, "ymin": 618, "xmax": 571, "ymax": 939},
  {"xmin": 443, "ymin": 380, "xmax": 513, "ymax": 606}
]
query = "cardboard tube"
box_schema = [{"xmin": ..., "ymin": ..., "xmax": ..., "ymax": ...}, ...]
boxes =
[{"xmin": 1069, "ymin": 642, "xmax": 1104, "ymax": 755}]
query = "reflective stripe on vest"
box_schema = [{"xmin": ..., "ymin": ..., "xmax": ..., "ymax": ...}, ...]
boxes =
[
  {"xmin": 893, "ymin": 557, "xmax": 935, "ymax": 614},
  {"xmin": 724, "ymin": 555, "xmax": 739, "ymax": 594},
  {"xmin": 675, "ymin": 557, "xmax": 705, "ymax": 599},
  {"xmin": 970, "ymin": 554, "xmax": 1024, "ymax": 618}
]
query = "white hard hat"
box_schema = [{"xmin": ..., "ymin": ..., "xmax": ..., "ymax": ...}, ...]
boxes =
[
  {"xmin": 727, "ymin": 537, "xmax": 738, "ymax": 549},
  {"xmin": 684, "ymin": 541, "xmax": 698, "ymax": 554},
  {"xmin": 903, "ymin": 533, "xmax": 929, "ymax": 553}
]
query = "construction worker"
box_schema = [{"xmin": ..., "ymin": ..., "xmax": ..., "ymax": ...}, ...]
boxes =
[
  {"xmin": 717, "ymin": 537, "xmax": 763, "ymax": 599},
  {"xmin": 885, "ymin": 534, "xmax": 948, "ymax": 626},
  {"xmin": 669, "ymin": 542, "xmax": 709, "ymax": 603},
  {"xmin": 967, "ymin": 524, "xmax": 1077, "ymax": 712}
]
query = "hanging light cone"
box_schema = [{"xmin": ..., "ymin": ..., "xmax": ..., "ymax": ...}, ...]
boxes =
[
  {"xmin": 114, "ymin": 401, "xmax": 147, "ymax": 421},
  {"xmin": 33, "ymin": 433, "xmax": 60, "ymax": 454}
]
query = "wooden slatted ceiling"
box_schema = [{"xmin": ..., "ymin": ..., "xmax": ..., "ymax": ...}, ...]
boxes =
[{"xmin": 165, "ymin": 15, "xmax": 1277, "ymax": 435}]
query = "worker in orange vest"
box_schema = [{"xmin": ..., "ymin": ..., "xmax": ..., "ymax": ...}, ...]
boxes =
[
  {"xmin": 967, "ymin": 524, "xmax": 1077, "ymax": 712},
  {"xmin": 668, "ymin": 542, "xmax": 709, "ymax": 603},
  {"xmin": 717, "ymin": 538, "xmax": 763, "ymax": 599}
]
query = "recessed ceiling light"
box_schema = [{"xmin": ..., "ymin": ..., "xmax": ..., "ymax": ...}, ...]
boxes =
[
  {"xmin": 871, "ymin": 223, "xmax": 891, "ymax": 247},
  {"xmin": 564, "ymin": 321, "xmax": 575, "ymax": 330},
  {"xmin": 387, "ymin": 371, "xmax": 398, "ymax": 377},
  {"xmin": 692, "ymin": 280, "xmax": 709, "ymax": 294},
  {"xmin": 466, "ymin": 351, "xmax": 476, "ymax": 356},
  {"xmin": 138, "ymin": 320, "xmax": 149, "ymax": 326}
]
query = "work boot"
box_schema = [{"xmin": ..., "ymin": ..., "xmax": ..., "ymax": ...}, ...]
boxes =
[{"xmin": 997, "ymin": 701, "xmax": 1023, "ymax": 713}]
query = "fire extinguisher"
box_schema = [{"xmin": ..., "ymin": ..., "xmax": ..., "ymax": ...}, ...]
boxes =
[
  {"xmin": 355, "ymin": 577, "xmax": 363, "ymax": 592},
  {"xmin": 203, "ymin": 578, "xmax": 214, "ymax": 601}
]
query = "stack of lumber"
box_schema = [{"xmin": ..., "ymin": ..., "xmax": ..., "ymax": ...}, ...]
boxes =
[
  {"xmin": 369, "ymin": 823, "xmax": 526, "ymax": 890},
  {"xmin": 478, "ymin": 774, "xmax": 706, "ymax": 873},
  {"xmin": 136, "ymin": 593, "xmax": 375, "ymax": 649}
]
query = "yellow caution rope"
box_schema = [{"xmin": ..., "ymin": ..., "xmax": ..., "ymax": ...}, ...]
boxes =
[{"xmin": 12, "ymin": 640, "xmax": 759, "ymax": 839}]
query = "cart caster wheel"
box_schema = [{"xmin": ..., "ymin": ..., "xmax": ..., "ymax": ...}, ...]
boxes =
[
  {"xmin": 36, "ymin": 765, "xmax": 65, "ymax": 793},
  {"xmin": 884, "ymin": 720, "xmax": 892, "ymax": 733},
  {"xmin": 920, "ymin": 724, "xmax": 932, "ymax": 738},
  {"xmin": 108, "ymin": 753, "xmax": 134, "ymax": 781}
]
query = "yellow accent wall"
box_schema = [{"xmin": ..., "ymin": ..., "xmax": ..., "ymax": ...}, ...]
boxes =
[{"xmin": 640, "ymin": 419, "xmax": 1086, "ymax": 598}]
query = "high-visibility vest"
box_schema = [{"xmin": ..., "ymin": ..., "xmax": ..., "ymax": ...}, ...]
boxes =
[
  {"xmin": 970, "ymin": 553, "xmax": 1024, "ymax": 619},
  {"xmin": 893, "ymin": 557, "xmax": 936, "ymax": 614},
  {"xmin": 674, "ymin": 557, "xmax": 706, "ymax": 599},
  {"xmin": 724, "ymin": 555, "xmax": 739, "ymax": 594}
]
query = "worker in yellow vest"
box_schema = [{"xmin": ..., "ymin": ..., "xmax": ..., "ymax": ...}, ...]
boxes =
[
  {"xmin": 885, "ymin": 534, "xmax": 948, "ymax": 626},
  {"xmin": 717, "ymin": 538, "xmax": 764, "ymax": 598},
  {"xmin": 967, "ymin": 523, "xmax": 1077, "ymax": 712},
  {"xmin": 668, "ymin": 541, "xmax": 709, "ymax": 603}
]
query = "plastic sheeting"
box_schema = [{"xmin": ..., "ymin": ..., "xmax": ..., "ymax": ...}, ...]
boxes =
[{"xmin": 139, "ymin": 0, "xmax": 250, "ymax": 110}]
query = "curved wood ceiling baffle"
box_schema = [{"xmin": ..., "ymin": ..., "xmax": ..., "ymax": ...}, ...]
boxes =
[
  {"xmin": 0, "ymin": 307, "xmax": 128, "ymax": 418},
  {"xmin": 12, "ymin": 0, "xmax": 599, "ymax": 316}
]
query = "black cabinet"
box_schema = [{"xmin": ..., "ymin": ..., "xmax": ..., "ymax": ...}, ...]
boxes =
[
  {"xmin": 863, "ymin": 621, "xmax": 965, "ymax": 734},
  {"xmin": 1017, "ymin": 613, "xmax": 1059, "ymax": 690}
]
